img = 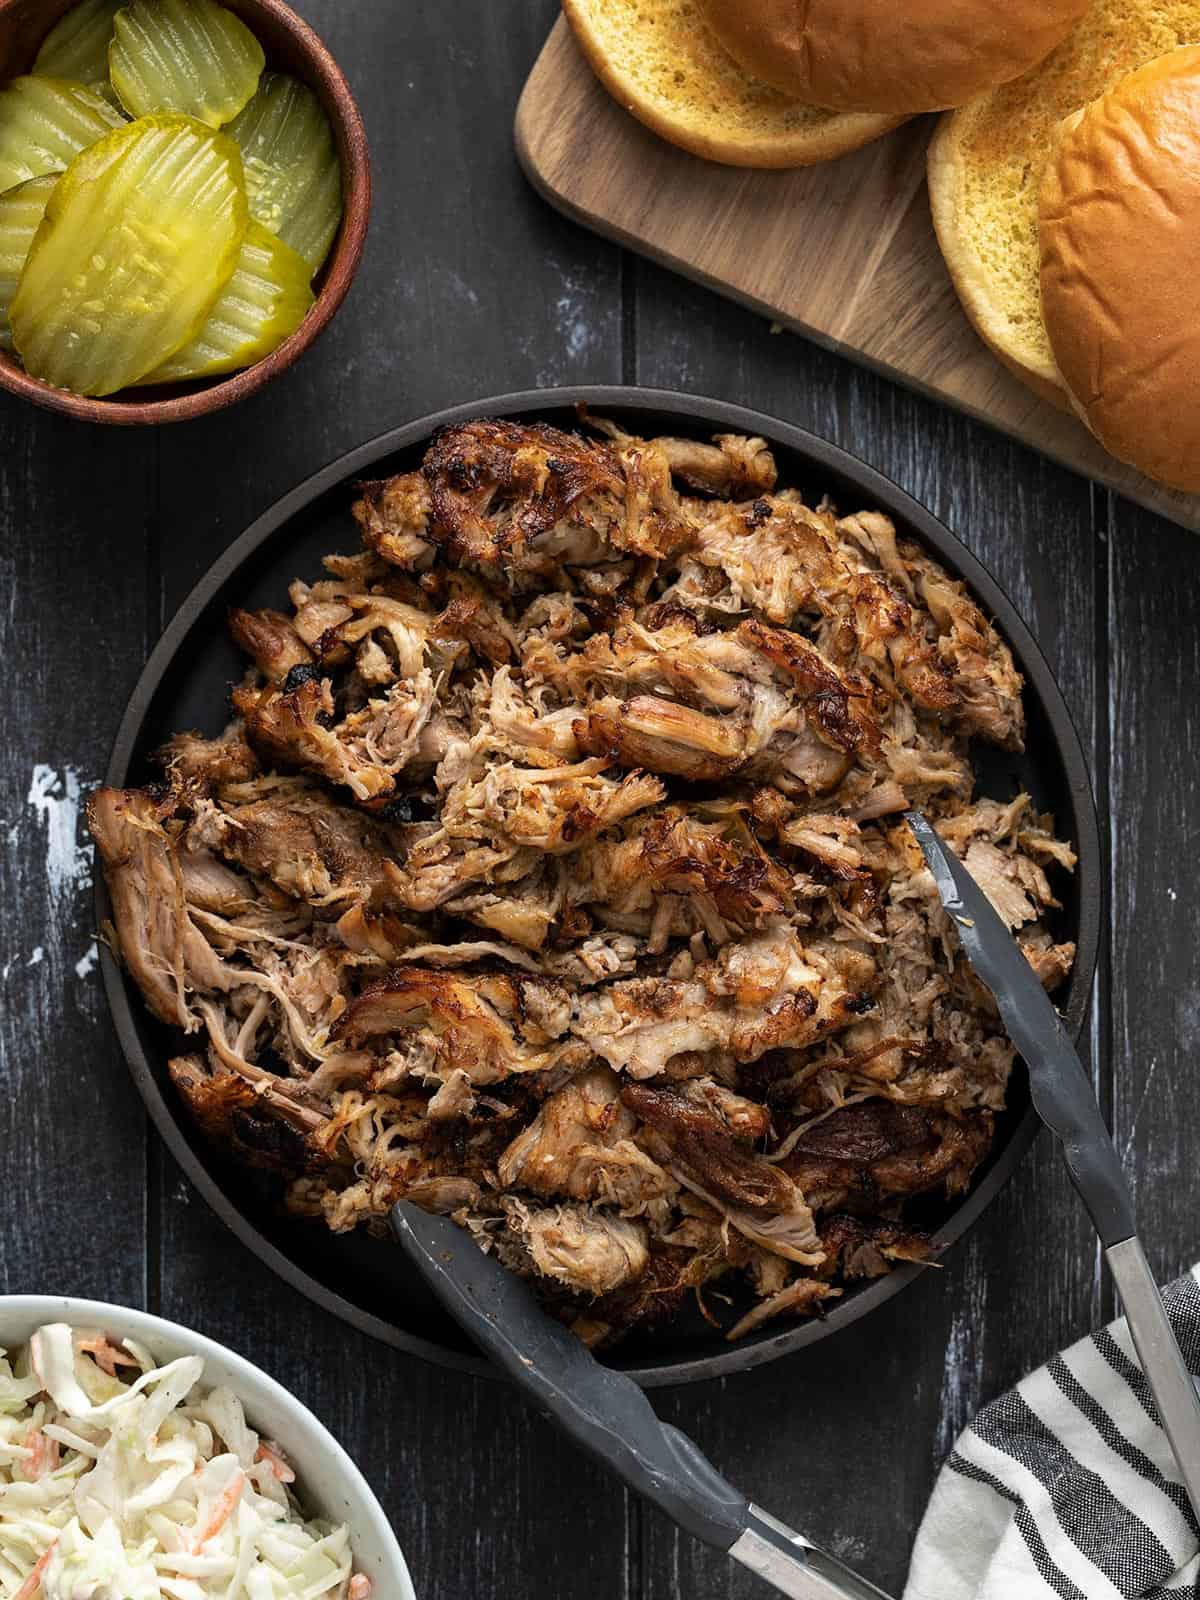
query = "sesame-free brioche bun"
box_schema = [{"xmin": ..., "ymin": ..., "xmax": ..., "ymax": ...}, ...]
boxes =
[
  {"xmin": 561, "ymin": 0, "xmax": 905, "ymax": 169},
  {"xmin": 928, "ymin": 0, "xmax": 1200, "ymax": 404},
  {"xmin": 1039, "ymin": 48, "xmax": 1200, "ymax": 489},
  {"xmin": 695, "ymin": 0, "xmax": 1091, "ymax": 114}
]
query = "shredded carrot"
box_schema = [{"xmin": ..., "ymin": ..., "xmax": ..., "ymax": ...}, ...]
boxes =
[
  {"xmin": 77, "ymin": 1335, "xmax": 140, "ymax": 1378},
  {"xmin": 348, "ymin": 1576, "xmax": 372, "ymax": 1599},
  {"xmin": 255, "ymin": 1440, "xmax": 296, "ymax": 1483},
  {"xmin": 189, "ymin": 1470, "xmax": 246, "ymax": 1552},
  {"xmin": 13, "ymin": 1543, "xmax": 55, "ymax": 1600},
  {"xmin": 21, "ymin": 1429, "xmax": 56, "ymax": 1479}
]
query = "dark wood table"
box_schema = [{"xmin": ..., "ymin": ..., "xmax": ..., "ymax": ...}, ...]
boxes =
[{"xmin": 2, "ymin": 3, "xmax": 1195, "ymax": 1595}]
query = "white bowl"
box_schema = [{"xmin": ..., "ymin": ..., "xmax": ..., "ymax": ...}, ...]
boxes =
[{"xmin": 0, "ymin": 1296, "xmax": 416, "ymax": 1599}]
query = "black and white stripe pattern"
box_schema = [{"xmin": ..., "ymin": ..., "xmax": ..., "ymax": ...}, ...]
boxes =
[{"xmin": 905, "ymin": 1267, "xmax": 1200, "ymax": 1599}]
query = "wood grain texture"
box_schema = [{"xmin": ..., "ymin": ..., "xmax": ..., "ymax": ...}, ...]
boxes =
[
  {"xmin": 0, "ymin": 416, "xmax": 153, "ymax": 1305},
  {"xmin": 1107, "ymin": 493, "xmax": 1200, "ymax": 1291},
  {"xmin": 516, "ymin": 18, "xmax": 1200, "ymax": 536}
]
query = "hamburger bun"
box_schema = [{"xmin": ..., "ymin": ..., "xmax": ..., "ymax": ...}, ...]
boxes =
[
  {"xmin": 929, "ymin": 0, "xmax": 1200, "ymax": 404},
  {"xmin": 1039, "ymin": 48, "xmax": 1200, "ymax": 489},
  {"xmin": 695, "ymin": 0, "xmax": 1090, "ymax": 115},
  {"xmin": 561, "ymin": 0, "xmax": 905, "ymax": 169}
]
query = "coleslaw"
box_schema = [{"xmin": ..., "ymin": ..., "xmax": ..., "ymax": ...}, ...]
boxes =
[{"xmin": 0, "ymin": 1323, "xmax": 372, "ymax": 1599}]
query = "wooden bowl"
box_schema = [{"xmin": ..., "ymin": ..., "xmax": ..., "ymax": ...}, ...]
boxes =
[{"xmin": 0, "ymin": 0, "xmax": 370, "ymax": 424}]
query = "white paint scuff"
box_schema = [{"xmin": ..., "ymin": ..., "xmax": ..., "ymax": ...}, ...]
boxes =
[
  {"xmin": 5, "ymin": 765, "xmax": 99, "ymax": 996},
  {"xmin": 937, "ymin": 1304, "xmax": 973, "ymax": 1463},
  {"xmin": 936, "ymin": 1246, "xmax": 988, "ymax": 1465},
  {"xmin": 26, "ymin": 764, "xmax": 92, "ymax": 913},
  {"xmin": 555, "ymin": 289, "xmax": 592, "ymax": 361}
]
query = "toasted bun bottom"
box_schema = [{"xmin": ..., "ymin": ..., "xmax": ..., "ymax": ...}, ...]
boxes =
[{"xmin": 928, "ymin": 111, "xmax": 1068, "ymax": 403}]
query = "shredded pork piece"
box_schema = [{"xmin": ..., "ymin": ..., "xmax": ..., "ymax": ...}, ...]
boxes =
[{"xmin": 90, "ymin": 414, "xmax": 1077, "ymax": 1346}]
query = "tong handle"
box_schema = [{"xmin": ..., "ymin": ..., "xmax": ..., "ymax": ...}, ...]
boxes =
[{"xmin": 730, "ymin": 1505, "xmax": 896, "ymax": 1600}]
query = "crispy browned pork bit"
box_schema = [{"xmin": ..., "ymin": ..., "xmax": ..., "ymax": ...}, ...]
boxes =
[{"xmin": 90, "ymin": 414, "xmax": 1078, "ymax": 1345}]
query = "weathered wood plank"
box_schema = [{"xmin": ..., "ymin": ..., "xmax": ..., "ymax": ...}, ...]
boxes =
[
  {"xmin": 631, "ymin": 261, "xmax": 1106, "ymax": 1596},
  {"xmin": 0, "ymin": 7, "xmax": 1166, "ymax": 1600},
  {"xmin": 1107, "ymin": 494, "xmax": 1200, "ymax": 1293},
  {"xmin": 0, "ymin": 411, "xmax": 152, "ymax": 1303}
]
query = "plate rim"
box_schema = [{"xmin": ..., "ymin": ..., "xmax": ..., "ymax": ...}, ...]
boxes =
[{"xmin": 99, "ymin": 384, "xmax": 1102, "ymax": 1387}]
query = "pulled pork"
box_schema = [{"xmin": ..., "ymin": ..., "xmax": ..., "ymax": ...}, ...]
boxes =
[{"xmin": 89, "ymin": 414, "xmax": 1076, "ymax": 1345}]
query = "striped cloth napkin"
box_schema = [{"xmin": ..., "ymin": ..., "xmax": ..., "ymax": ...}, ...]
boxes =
[{"xmin": 905, "ymin": 1266, "xmax": 1200, "ymax": 1600}]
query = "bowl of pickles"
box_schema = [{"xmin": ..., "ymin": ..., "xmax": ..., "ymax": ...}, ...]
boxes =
[{"xmin": 0, "ymin": 0, "xmax": 369, "ymax": 422}]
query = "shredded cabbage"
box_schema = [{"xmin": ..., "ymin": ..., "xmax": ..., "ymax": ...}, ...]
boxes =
[{"xmin": 0, "ymin": 1324, "xmax": 371, "ymax": 1599}]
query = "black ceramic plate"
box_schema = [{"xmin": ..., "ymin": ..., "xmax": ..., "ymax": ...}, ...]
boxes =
[{"xmin": 100, "ymin": 386, "xmax": 1101, "ymax": 1387}]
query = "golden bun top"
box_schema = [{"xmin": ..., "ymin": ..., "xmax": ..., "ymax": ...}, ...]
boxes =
[
  {"xmin": 560, "ymin": 0, "xmax": 903, "ymax": 169},
  {"xmin": 1040, "ymin": 45, "xmax": 1200, "ymax": 490},
  {"xmin": 696, "ymin": 0, "xmax": 1092, "ymax": 114}
]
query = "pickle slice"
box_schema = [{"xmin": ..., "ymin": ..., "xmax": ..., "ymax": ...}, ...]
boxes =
[
  {"xmin": 227, "ymin": 71, "xmax": 342, "ymax": 273},
  {"xmin": 11, "ymin": 114, "xmax": 247, "ymax": 395},
  {"xmin": 33, "ymin": 0, "xmax": 124, "ymax": 91},
  {"xmin": 0, "ymin": 174, "xmax": 57, "ymax": 349},
  {"xmin": 109, "ymin": 0, "xmax": 264, "ymax": 127},
  {"xmin": 0, "ymin": 75, "xmax": 125, "ymax": 192},
  {"xmin": 142, "ymin": 217, "xmax": 313, "ymax": 382}
]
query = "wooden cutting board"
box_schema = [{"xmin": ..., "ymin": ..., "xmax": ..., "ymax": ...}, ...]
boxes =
[{"xmin": 516, "ymin": 18, "xmax": 1200, "ymax": 533}]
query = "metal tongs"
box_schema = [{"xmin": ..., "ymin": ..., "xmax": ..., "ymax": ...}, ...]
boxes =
[
  {"xmin": 392, "ymin": 1200, "xmax": 893, "ymax": 1600},
  {"xmin": 388, "ymin": 815, "xmax": 1200, "ymax": 1599},
  {"xmin": 906, "ymin": 812, "xmax": 1200, "ymax": 1515}
]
